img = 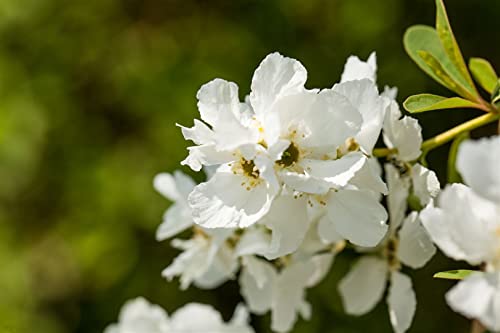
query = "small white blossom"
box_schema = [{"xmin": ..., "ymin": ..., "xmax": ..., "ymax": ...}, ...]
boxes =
[
  {"xmin": 239, "ymin": 256, "xmax": 315, "ymax": 333},
  {"xmin": 162, "ymin": 228, "xmax": 238, "ymax": 290},
  {"xmin": 340, "ymin": 52, "xmax": 377, "ymax": 84},
  {"xmin": 104, "ymin": 297, "xmax": 254, "ymax": 333},
  {"xmin": 338, "ymin": 163, "xmax": 437, "ymax": 333},
  {"xmin": 383, "ymin": 101, "xmax": 422, "ymax": 162},
  {"xmin": 154, "ymin": 170, "xmax": 239, "ymax": 289},
  {"xmin": 154, "ymin": 171, "xmax": 197, "ymax": 241},
  {"xmin": 420, "ymin": 135, "xmax": 500, "ymax": 331}
]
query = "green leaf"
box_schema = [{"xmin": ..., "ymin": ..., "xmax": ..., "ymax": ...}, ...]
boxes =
[
  {"xmin": 404, "ymin": 93, "xmax": 481, "ymax": 113},
  {"xmin": 435, "ymin": 0, "xmax": 477, "ymax": 95},
  {"xmin": 403, "ymin": 26, "xmax": 477, "ymax": 100},
  {"xmin": 469, "ymin": 58, "xmax": 498, "ymax": 94},
  {"xmin": 447, "ymin": 131, "xmax": 469, "ymax": 183},
  {"xmin": 492, "ymin": 79, "xmax": 500, "ymax": 107},
  {"xmin": 433, "ymin": 269, "xmax": 477, "ymax": 280}
]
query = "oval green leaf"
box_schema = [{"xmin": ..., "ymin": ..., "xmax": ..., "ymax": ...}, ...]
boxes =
[
  {"xmin": 404, "ymin": 94, "xmax": 481, "ymax": 113},
  {"xmin": 403, "ymin": 25, "xmax": 477, "ymax": 100},
  {"xmin": 435, "ymin": 0, "xmax": 477, "ymax": 95},
  {"xmin": 433, "ymin": 269, "xmax": 477, "ymax": 280},
  {"xmin": 469, "ymin": 58, "xmax": 498, "ymax": 94}
]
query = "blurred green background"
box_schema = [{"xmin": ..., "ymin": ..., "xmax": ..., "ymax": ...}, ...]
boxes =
[{"xmin": 1, "ymin": 0, "xmax": 499, "ymax": 332}]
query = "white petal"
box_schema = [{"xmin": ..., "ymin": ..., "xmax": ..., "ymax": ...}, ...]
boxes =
[
  {"xmin": 196, "ymin": 79, "xmax": 259, "ymax": 151},
  {"xmin": 349, "ymin": 157, "xmax": 388, "ymax": 195},
  {"xmin": 197, "ymin": 78, "xmax": 240, "ymax": 125},
  {"xmin": 298, "ymin": 89, "xmax": 362, "ymax": 150},
  {"xmin": 340, "ymin": 52, "xmax": 377, "ymax": 83},
  {"xmin": 162, "ymin": 237, "xmax": 215, "ymax": 290},
  {"xmin": 446, "ymin": 272, "xmax": 500, "ymax": 331},
  {"xmin": 156, "ymin": 203, "xmax": 193, "ymax": 241},
  {"xmin": 178, "ymin": 119, "xmax": 214, "ymax": 145},
  {"xmin": 258, "ymin": 92, "xmax": 316, "ymax": 146},
  {"xmin": 280, "ymin": 171, "xmax": 331, "ymax": 194},
  {"xmin": 271, "ymin": 261, "xmax": 314, "ymax": 333},
  {"xmin": 299, "ymin": 218, "xmax": 337, "ymax": 254},
  {"xmin": 317, "ymin": 214, "xmax": 344, "ymax": 244},
  {"xmin": 181, "ymin": 144, "xmax": 235, "ymax": 171},
  {"xmin": 189, "ymin": 169, "xmax": 276, "ymax": 228},
  {"xmin": 420, "ymin": 184, "xmax": 500, "ymax": 265},
  {"xmin": 300, "ymin": 152, "xmax": 367, "ymax": 188},
  {"xmin": 397, "ymin": 212, "xmax": 436, "ymax": 269},
  {"xmin": 306, "ymin": 253, "xmax": 335, "ymax": 287},
  {"xmin": 385, "ymin": 163, "xmax": 410, "ymax": 232},
  {"xmin": 154, "ymin": 171, "xmax": 195, "ymax": 202},
  {"xmin": 106, "ymin": 297, "xmax": 170, "ymax": 333},
  {"xmin": 338, "ymin": 256, "xmax": 388, "ymax": 315},
  {"xmin": 326, "ymin": 189, "xmax": 388, "ymax": 247},
  {"xmin": 154, "ymin": 172, "xmax": 197, "ymax": 241},
  {"xmin": 194, "ymin": 242, "xmax": 238, "ymax": 289},
  {"xmin": 382, "ymin": 85, "xmax": 398, "ymax": 100},
  {"xmin": 333, "ymin": 79, "xmax": 386, "ymax": 154},
  {"xmin": 411, "ymin": 164, "xmax": 440, "ymax": 206},
  {"xmin": 387, "ymin": 271, "xmax": 416, "ymax": 333},
  {"xmin": 457, "ymin": 136, "xmax": 500, "ymax": 203},
  {"xmin": 250, "ymin": 53, "xmax": 307, "ymax": 116},
  {"xmin": 235, "ymin": 227, "xmax": 272, "ymax": 257},
  {"xmin": 382, "ymin": 101, "xmax": 422, "ymax": 161},
  {"xmin": 170, "ymin": 303, "xmax": 222, "ymax": 330},
  {"xmin": 262, "ymin": 194, "xmax": 311, "ymax": 260},
  {"xmin": 229, "ymin": 304, "xmax": 252, "ymax": 327},
  {"xmin": 170, "ymin": 303, "xmax": 254, "ymax": 333},
  {"xmin": 239, "ymin": 256, "xmax": 276, "ymax": 314}
]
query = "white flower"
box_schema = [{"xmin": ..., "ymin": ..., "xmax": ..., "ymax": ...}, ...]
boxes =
[
  {"xmin": 239, "ymin": 256, "xmax": 314, "ymax": 333},
  {"xmin": 383, "ymin": 101, "xmax": 422, "ymax": 162},
  {"xmin": 105, "ymin": 297, "xmax": 254, "ymax": 333},
  {"xmin": 338, "ymin": 163, "xmax": 436, "ymax": 333},
  {"xmin": 456, "ymin": 136, "xmax": 500, "ymax": 204},
  {"xmin": 333, "ymin": 52, "xmax": 388, "ymax": 155},
  {"xmin": 162, "ymin": 228, "xmax": 238, "ymax": 290},
  {"xmin": 185, "ymin": 52, "xmax": 310, "ymax": 229},
  {"xmin": 340, "ymin": 52, "xmax": 377, "ymax": 83},
  {"xmin": 237, "ymin": 217, "xmax": 338, "ymax": 333},
  {"xmin": 104, "ymin": 297, "xmax": 169, "ymax": 333},
  {"xmin": 154, "ymin": 171, "xmax": 196, "ymax": 241},
  {"xmin": 188, "ymin": 156, "xmax": 282, "ymax": 229},
  {"xmin": 154, "ymin": 170, "xmax": 240, "ymax": 289},
  {"xmin": 180, "ymin": 79, "xmax": 259, "ymax": 172},
  {"xmin": 318, "ymin": 188, "xmax": 389, "ymax": 247},
  {"xmin": 420, "ymin": 136, "xmax": 500, "ymax": 331}
]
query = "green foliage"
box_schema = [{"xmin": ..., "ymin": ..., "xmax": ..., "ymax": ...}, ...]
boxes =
[
  {"xmin": 404, "ymin": 94, "xmax": 480, "ymax": 113},
  {"xmin": 434, "ymin": 0, "xmax": 477, "ymax": 95},
  {"xmin": 403, "ymin": 25, "xmax": 477, "ymax": 101},
  {"xmin": 492, "ymin": 79, "xmax": 500, "ymax": 106},
  {"xmin": 447, "ymin": 131, "xmax": 470, "ymax": 183},
  {"xmin": 433, "ymin": 269, "xmax": 477, "ymax": 280},
  {"xmin": 403, "ymin": 0, "xmax": 500, "ymax": 116},
  {"xmin": 469, "ymin": 58, "xmax": 498, "ymax": 94}
]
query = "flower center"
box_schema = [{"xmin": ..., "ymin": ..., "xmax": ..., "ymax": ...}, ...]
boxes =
[
  {"xmin": 384, "ymin": 238, "xmax": 401, "ymax": 270},
  {"xmin": 277, "ymin": 142, "xmax": 300, "ymax": 167},
  {"xmin": 240, "ymin": 158, "xmax": 260, "ymax": 179}
]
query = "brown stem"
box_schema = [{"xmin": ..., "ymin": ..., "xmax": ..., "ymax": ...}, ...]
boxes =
[{"xmin": 470, "ymin": 319, "xmax": 486, "ymax": 333}]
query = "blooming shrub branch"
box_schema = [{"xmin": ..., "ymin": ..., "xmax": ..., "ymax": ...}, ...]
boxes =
[{"xmin": 106, "ymin": 0, "xmax": 500, "ymax": 332}]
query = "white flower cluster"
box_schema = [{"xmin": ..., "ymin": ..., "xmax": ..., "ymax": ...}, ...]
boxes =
[
  {"xmin": 421, "ymin": 136, "xmax": 500, "ymax": 332},
  {"xmin": 104, "ymin": 297, "xmax": 253, "ymax": 333},
  {"xmin": 138, "ymin": 52, "xmax": 443, "ymax": 333}
]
